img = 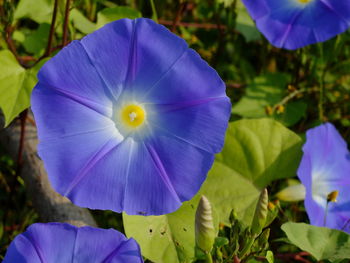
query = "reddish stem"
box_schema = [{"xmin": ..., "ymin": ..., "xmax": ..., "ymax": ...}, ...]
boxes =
[
  {"xmin": 62, "ymin": 0, "xmax": 71, "ymax": 47},
  {"xmin": 45, "ymin": 0, "xmax": 59, "ymax": 56},
  {"xmin": 171, "ymin": 2, "xmax": 187, "ymax": 32},
  {"xmin": 159, "ymin": 19, "xmax": 228, "ymax": 31},
  {"xmin": 16, "ymin": 109, "xmax": 28, "ymax": 175}
]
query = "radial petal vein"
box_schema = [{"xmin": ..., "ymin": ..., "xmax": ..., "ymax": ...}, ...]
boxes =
[
  {"xmin": 64, "ymin": 138, "xmax": 123, "ymax": 197},
  {"xmin": 46, "ymin": 85, "xmax": 112, "ymax": 117},
  {"xmin": 145, "ymin": 143, "xmax": 181, "ymax": 203}
]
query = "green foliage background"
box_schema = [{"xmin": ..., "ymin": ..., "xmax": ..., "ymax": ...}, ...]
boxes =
[{"xmin": 1, "ymin": 0, "xmax": 350, "ymax": 262}]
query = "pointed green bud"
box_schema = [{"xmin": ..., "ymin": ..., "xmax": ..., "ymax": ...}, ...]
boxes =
[
  {"xmin": 256, "ymin": 228, "xmax": 270, "ymax": 251},
  {"xmin": 251, "ymin": 188, "xmax": 268, "ymax": 235},
  {"xmin": 195, "ymin": 195, "xmax": 216, "ymax": 253},
  {"xmin": 265, "ymin": 200, "xmax": 279, "ymax": 227}
]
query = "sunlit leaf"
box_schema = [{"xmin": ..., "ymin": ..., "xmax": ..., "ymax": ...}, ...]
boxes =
[
  {"xmin": 14, "ymin": 0, "xmax": 53, "ymax": 24},
  {"xmin": 70, "ymin": 9, "xmax": 96, "ymax": 34},
  {"xmin": 96, "ymin": 7, "xmax": 141, "ymax": 29},
  {"xmin": 282, "ymin": 222, "xmax": 350, "ymax": 262},
  {"xmin": 235, "ymin": 1, "xmax": 261, "ymax": 42},
  {"xmin": 0, "ymin": 50, "xmax": 44, "ymax": 127}
]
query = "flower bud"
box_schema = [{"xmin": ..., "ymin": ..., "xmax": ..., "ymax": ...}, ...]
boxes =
[
  {"xmin": 251, "ymin": 188, "xmax": 268, "ymax": 235},
  {"xmin": 195, "ymin": 196, "xmax": 216, "ymax": 253}
]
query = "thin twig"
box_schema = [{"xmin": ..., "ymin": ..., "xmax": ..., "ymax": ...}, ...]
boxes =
[
  {"xmin": 171, "ymin": 2, "xmax": 187, "ymax": 32},
  {"xmin": 159, "ymin": 19, "xmax": 228, "ymax": 31},
  {"xmin": 4, "ymin": 26, "xmax": 28, "ymax": 68},
  {"xmin": 45, "ymin": 0, "xmax": 59, "ymax": 56},
  {"xmin": 16, "ymin": 109, "xmax": 28, "ymax": 176},
  {"xmin": 275, "ymin": 252, "xmax": 311, "ymax": 263},
  {"xmin": 62, "ymin": 0, "xmax": 71, "ymax": 47}
]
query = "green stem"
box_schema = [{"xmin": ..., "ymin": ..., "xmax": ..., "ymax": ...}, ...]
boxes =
[
  {"xmin": 149, "ymin": 0, "xmax": 158, "ymax": 22},
  {"xmin": 238, "ymin": 237, "xmax": 255, "ymax": 259},
  {"xmin": 318, "ymin": 74, "xmax": 325, "ymax": 122},
  {"xmin": 205, "ymin": 252, "xmax": 213, "ymax": 263},
  {"xmin": 323, "ymin": 201, "xmax": 329, "ymax": 226},
  {"xmin": 318, "ymin": 43, "xmax": 326, "ymax": 122}
]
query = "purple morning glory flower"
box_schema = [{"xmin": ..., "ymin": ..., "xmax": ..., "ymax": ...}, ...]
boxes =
[
  {"xmin": 242, "ymin": 0, "xmax": 350, "ymax": 50},
  {"xmin": 3, "ymin": 223, "xmax": 143, "ymax": 262},
  {"xmin": 297, "ymin": 123, "xmax": 350, "ymax": 232},
  {"xmin": 31, "ymin": 18, "xmax": 231, "ymax": 216}
]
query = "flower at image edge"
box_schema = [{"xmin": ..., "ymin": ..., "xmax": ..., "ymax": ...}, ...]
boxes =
[
  {"xmin": 3, "ymin": 223, "xmax": 143, "ymax": 263},
  {"xmin": 31, "ymin": 18, "xmax": 231, "ymax": 216},
  {"xmin": 297, "ymin": 123, "xmax": 350, "ymax": 232},
  {"xmin": 242, "ymin": 0, "xmax": 350, "ymax": 50}
]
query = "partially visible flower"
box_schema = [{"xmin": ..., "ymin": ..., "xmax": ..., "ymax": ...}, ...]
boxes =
[
  {"xmin": 242, "ymin": 0, "xmax": 350, "ymax": 50},
  {"xmin": 31, "ymin": 18, "xmax": 231, "ymax": 215},
  {"xmin": 297, "ymin": 123, "xmax": 350, "ymax": 232},
  {"xmin": 3, "ymin": 223, "xmax": 143, "ymax": 263}
]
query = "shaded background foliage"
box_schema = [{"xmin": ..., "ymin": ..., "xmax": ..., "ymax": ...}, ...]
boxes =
[{"xmin": 1, "ymin": 0, "xmax": 350, "ymax": 262}]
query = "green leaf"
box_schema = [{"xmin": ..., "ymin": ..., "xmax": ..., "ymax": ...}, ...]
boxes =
[
  {"xmin": 232, "ymin": 73, "xmax": 290, "ymax": 118},
  {"xmin": 123, "ymin": 196, "xmax": 201, "ymax": 263},
  {"xmin": 217, "ymin": 118, "xmax": 302, "ymax": 189},
  {"xmin": 96, "ymin": 7, "xmax": 141, "ymax": 29},
  {"xmin": 235, "ymin": 1, "xmax": 261, "ymax": 42},
  {"xmin": 231, "ymin": 73, "xmax": 305, "ymax": 126},
  {"xmin": 124, "ymin": 119, "xmax": 302, "ymax": 263},
  {"xmin": 23, "ymin": 23, "xmax": 50, "ymax": 55},
  {"xmin": 70, "ymin": 9, "xmax": 96, "ymax": 34},
  {"xmin": 14, "ymin": 0, "xmax": 53, "ymax": 24},
  {"xmin": 282, "ymin": 222, "xmax": 350, "ymax": 262},
  {"xmin": 0, "ymin": 50, "xmax": 43, "ymax": 127},
  {"xmin": 273, "ymin": 101, "xmax": 307, "ymax": 127}
]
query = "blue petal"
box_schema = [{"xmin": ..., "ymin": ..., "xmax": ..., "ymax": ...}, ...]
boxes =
[
  {"xmin": 145, "ymin": 135, "xmax": 215, "ymax": 202},
  {"xmin": 3, "ymin": 223, "xmax": 143, "ymax": 263},
  {"xmin": 73, "ymin": 226, "xmax": 143, "ymax": 262},
  {"xmin": 32, "ymin": 84, "xmax": 122, "ymax": 196},
  {"xmin": 38, "ymin": 41, "xmax": 113, "ymax": 108},
  {"xmin": 123, "ymin": 140, "xmax": 182, "ymax": 215},
  {"xmin": 242, "ymin": 0, "xmax": 350, "ymax": 49},
  {"xmin": 149, "ymin": 97, "xmax": 231, "ymax": 153},
  {"xmin": 80, "ymin": 19, "xmax": 134, "ymax": 100},
  {"xmin": 64, "ymin": 139, "xmax": 131, "ymax": 212},
  {"xmin": 298, "ymin": 123, "xmax": 350, "ymax": 232},
  {"xmin": 124, "ymin": 18, "xmax": 188, "ymax": 96},
  {"xmin": 4, "ymin": 223, "xmax": 76, "ymax": 262},
  {"xmin": 141, "ymin": 49, "xmax": 227, "ymax": 104}
]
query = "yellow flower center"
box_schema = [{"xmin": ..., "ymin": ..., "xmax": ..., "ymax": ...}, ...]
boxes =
[
  {"xmin": 120, "ymin": 104, "xmax": 146, "ymax": 128},
  {"xmin": 298, "ymin": 0, "xmax": 311, "ymax": 3}
]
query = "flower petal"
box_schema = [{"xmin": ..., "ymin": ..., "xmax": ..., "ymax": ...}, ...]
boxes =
[
  {"xmin": 80, "ymin": 19, "xmax": 134, "ymax": 99},
  {"xmin": 38, "ymin": 41, "xmax": 113, "ymax": 108},
  {"xmin": 141, "ymin": 49, "xmax": 227, "ymax": 104},
  {"xmin": 3, "ymin": 236, "xmax": 41, "ymax": 263},
  {"xmin": 32, "ymin": 83, "xmax": 114, "ymax": 140},
  {"xmin": 4, "ymin": 223, "xmax": 76, "ymax": 263},
  {"xmin": 3, "ymin": 223, "xmax": 143, "ymax": 263},
  {"xmin": 145, "ymin": 135, "xmax": 215, "ymax": 202},
  {"xmin": 124, "ymin": 18, "xmax": 188, "ymax": 95},
  {"xmin": 298, "ymin": 123, "xmax": 350, "ymax": 232},
  {"xmin": 73, "ymin": 227, "xmax": 142, "ymax": 262},
  {"xmin": 148, "ymin": 97, "xmax": 231, "ymax": 153},
  {"xmin": 123, "ymin": 140, "xmax": 182, "ymax": 215},
  {"xmin": 243, "ymin": 0, "xmax": 350, "ymax": 49}
]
